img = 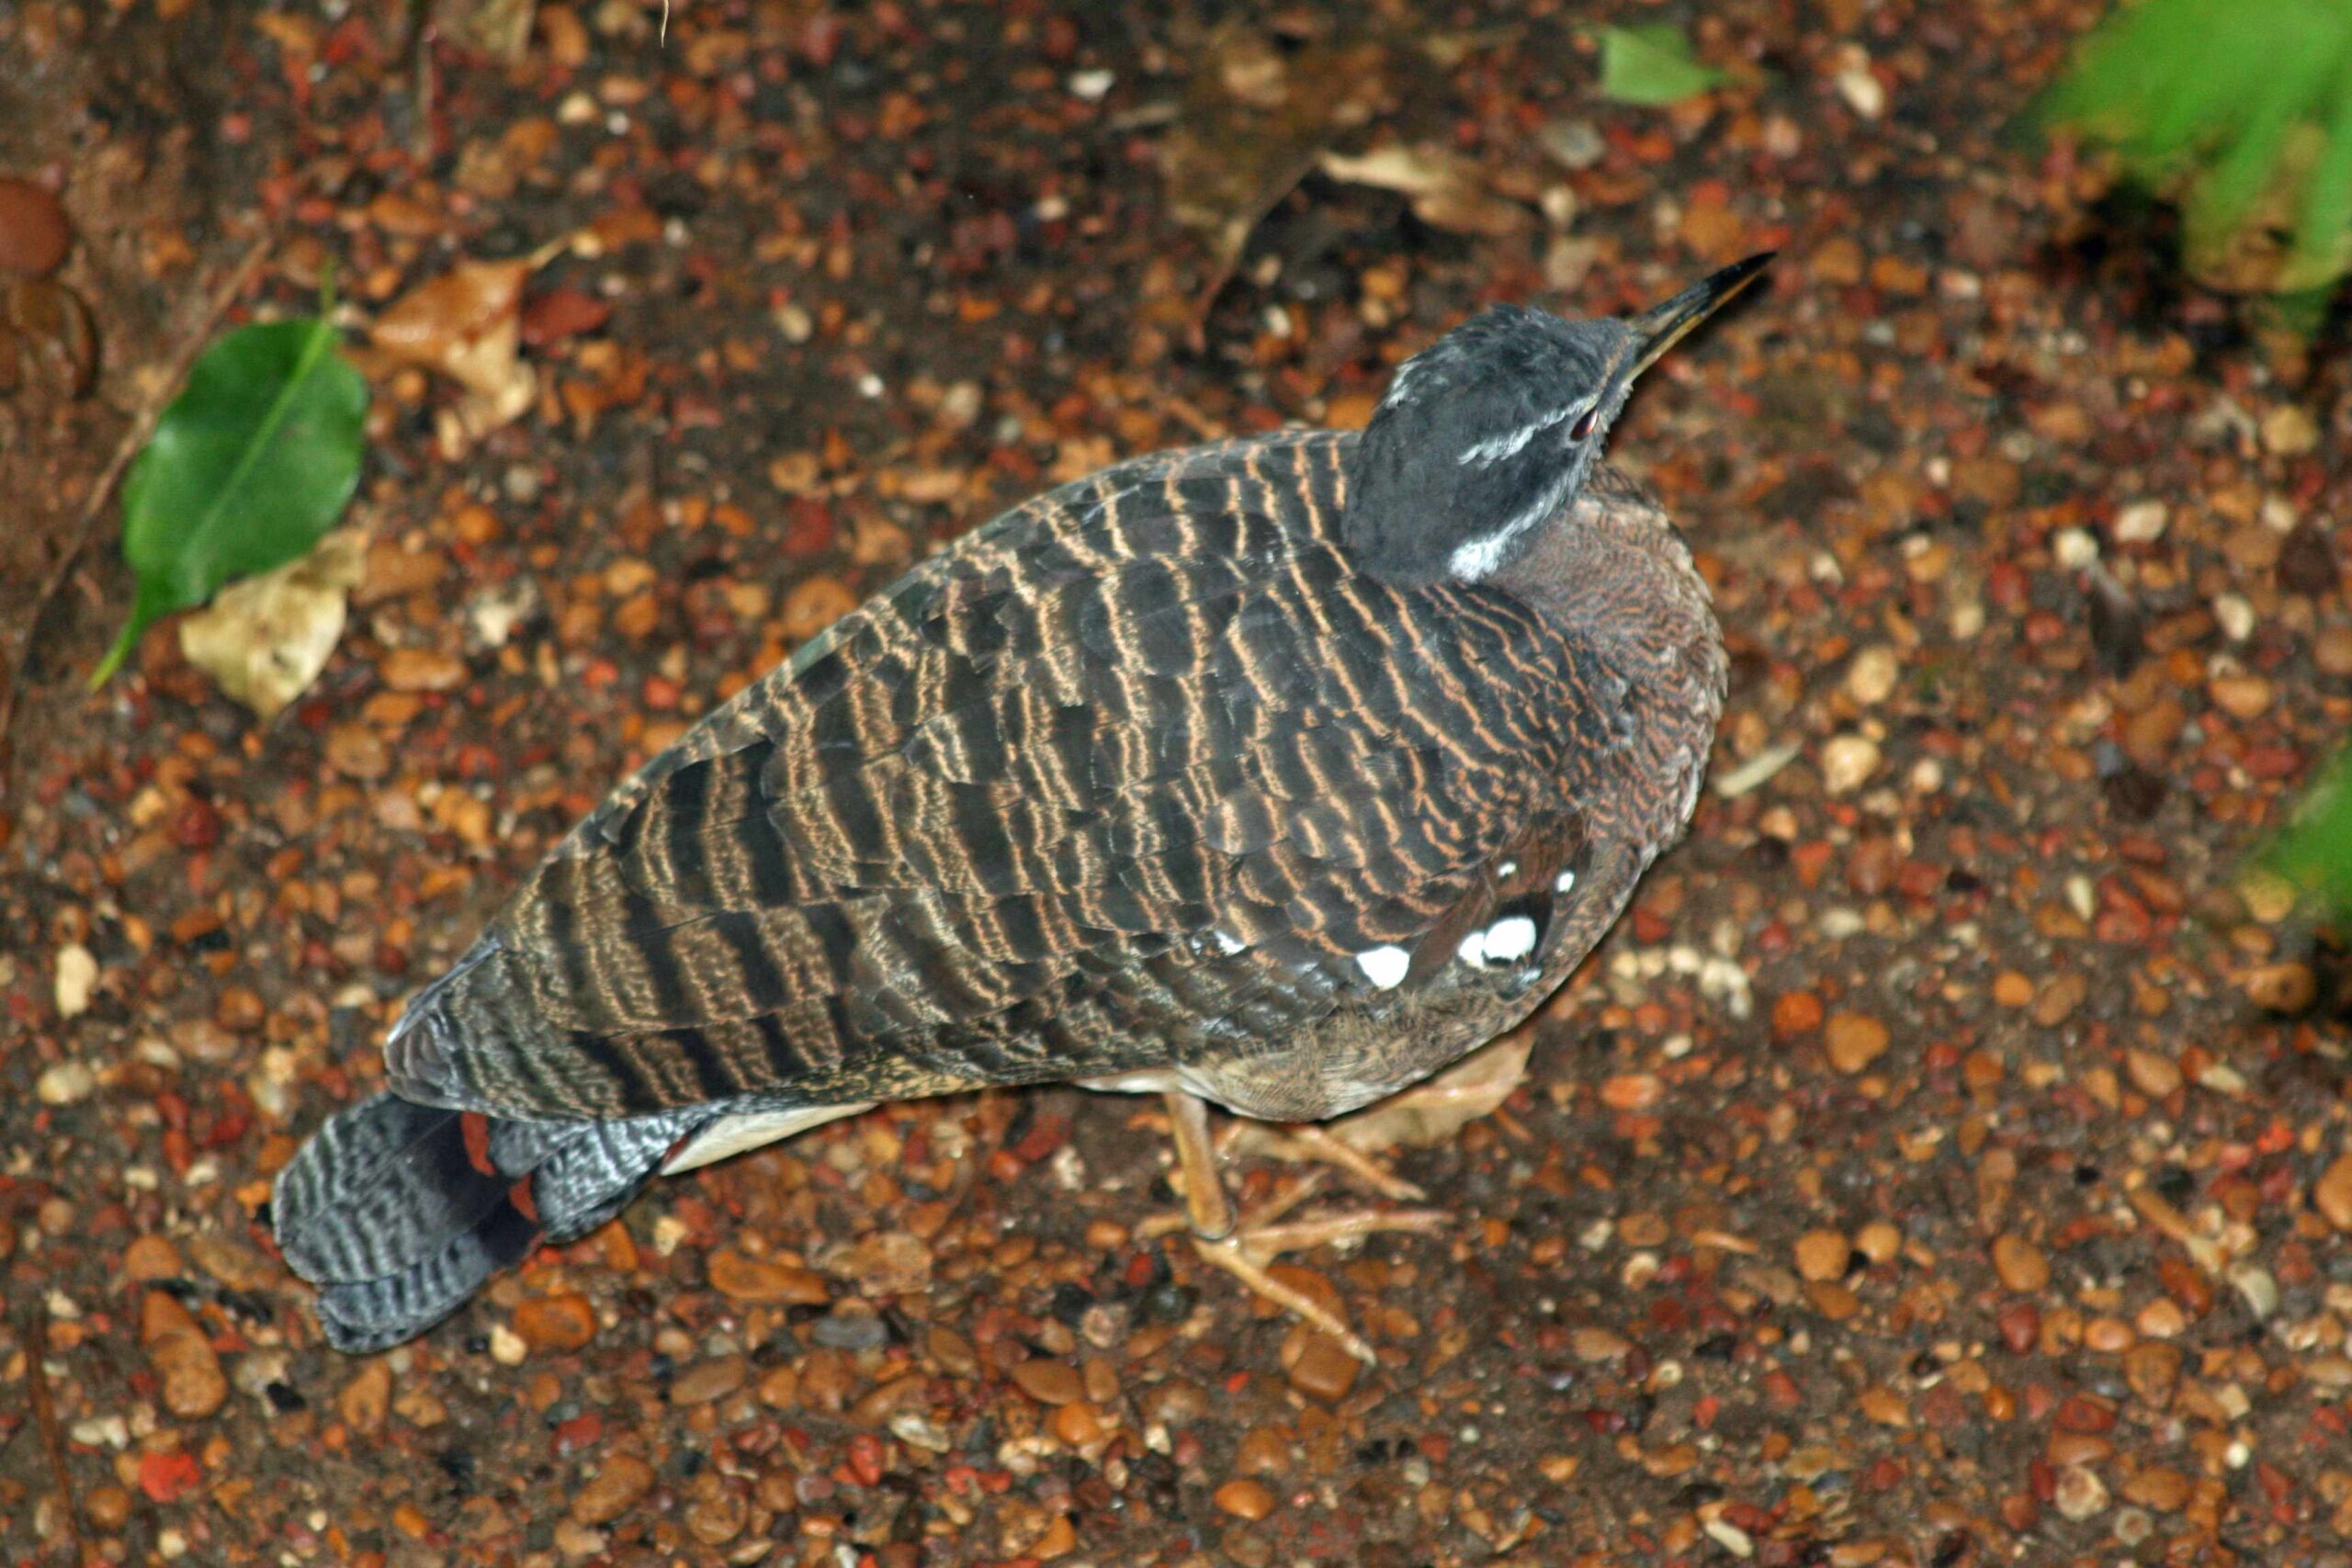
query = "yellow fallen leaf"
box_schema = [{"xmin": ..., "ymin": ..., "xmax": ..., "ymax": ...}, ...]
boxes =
[{"xmin": 177, "ymin": 530, "xmax": 367, "ymax": 717}]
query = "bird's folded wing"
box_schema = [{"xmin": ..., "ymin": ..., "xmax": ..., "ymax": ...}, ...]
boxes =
[{"xmin": 386, "ymin": 433, "xmax": 1613, "ymax": 1120}]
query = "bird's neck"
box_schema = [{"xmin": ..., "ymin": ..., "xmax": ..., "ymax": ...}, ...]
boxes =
[{"xmin": 1485, "ymin": 466, "xmax": 1728, "ymax": 838}]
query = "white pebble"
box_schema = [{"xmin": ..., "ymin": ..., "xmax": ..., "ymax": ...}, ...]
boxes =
[
  {"xmin": 37, "ymin": 1061, "xmax": 96, "ymax": 1105},
  {"xmin": 1821, "ymin": 734, "xmax": 1882, "ymax": 795},
  {"xmin": 2114, "ymin": 501, "xmax": 2167, "ymax": 543},
  {"xmin": 54, "ymin": 942, "xmax": 96, "ymax": 1019},
  {"xmin": 2212, "ymin": 593, "xmax": 2256, "ymax": 642}
]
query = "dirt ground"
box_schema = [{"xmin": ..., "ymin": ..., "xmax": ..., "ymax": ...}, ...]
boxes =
[{"xmin": 7, "ymin": 0, "xmax": 2352, "ymax": 1564}]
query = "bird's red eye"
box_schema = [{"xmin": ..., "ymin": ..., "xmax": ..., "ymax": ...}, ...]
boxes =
[{"xmin": 1569, "ymin": 408, "xmax": 1598, "ymax": 442}]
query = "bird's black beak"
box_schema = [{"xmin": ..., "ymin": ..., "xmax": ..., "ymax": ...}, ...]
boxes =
[{"xmin": 1624, "ymin": 252, "xmax": 1775, "ymax": 378}]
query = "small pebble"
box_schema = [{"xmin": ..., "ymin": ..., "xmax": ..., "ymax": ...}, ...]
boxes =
[
  {"xmin": 1793, "ymin": 1230, "xmax": 1849, "ymax": 1283},
  {"xmin": 670, "ymin": 1353, "xmax": 748, "ymax": 1405},
  {"xmin": 1820, "ymin": 734, "xmax": 1881, "ymax": 795},
  {"xmin": 1990, "ymin": 1235, "xmax": 2049, "ymax": 1293},
  {"xmin": 707, "ymin": 1249, "xmax": 830, "ymax": 1305},
  {"xmin": 570, "ymin": 1453, "xmax": 654, "ymax": 1525},
  {"xmin": 2313, "ymin": 1154, "xmax": 2352, "ymax": 1231},
  {"xmin": 1213, "ymin": 1477, "xmax": 1277, "ymax": 1521},
  {"xmin": 141, "ymin": 1291, "xmax": 228, "ymax": 1420},
  {"xmin": 511, "ymin": 1292, "xmax": 598, "ymax": 1352},
  {"xmin": 1823, "ymin": 1013, "xmax": 1890, "ymax": 1074},
  {"xmin": 1012, "ymin": 1357, "xmax": 1085, "ymax": 1405},
  {"xmin": 1284, "ymin": 1332, "xmax": 1360, "ymax": 1401},
  {"xmin": 0, "ymin": 176, "xmax": 70, "ymax": 276}
]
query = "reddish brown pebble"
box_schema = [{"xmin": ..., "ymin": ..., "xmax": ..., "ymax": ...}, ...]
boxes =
[
  {"xmin": 1213, "ymin": 1478, "xmax": 1277, "ymax": 1521},
  {"xmin": 1824, "ymin": 1012, "xmax": 1891, "ymax": 1074},
  {"xmin": 0, "ymin": 177, "xmax": 69, "ymax": 276},
  {"xmin": 570, "ymin": 1453, "xmax": 655, "ymax": 1525},
  {"xmin": 1236, "ymin": 1427, "xmax": 1293, "ymax": 1476},
  {"xmin": 511, "ymin": 1292, "xmax": 597, "ymax": 1352},
  {"xmin": 2245, "ymin": 962, "xmax": 2317, "ymax": 1014},
  {"xmin": 1284, "ymin": 1332, "xmax": 1360, "ymax": 1401},
  {"xmin": 1012, "ymin": 1357, "xmax": 1084, "ymax": 1405},
  {"xmin": 339, "ymin": 1359, "xmax": 390, "ymax": 1433},
  {"xmin": 1770, "ymin": 990, "xmax": 1825, "ymax": 1038},
  {"xmin": 2313, "ymin": 1154, "xmax": 2352, "ymax": 1232},
  {"xmin": 2123, "ymin": 1049, "xmax": 2181, "ymax": 1099},
  {"xmin": 1599, "ymin": 1072, "xmax": 1663, "ymax": 1111},
  {"xmin": 380, "ymin": 647, "xmax": 468, "ymax": 692},
  {"xmin": 707, "ymin": 1248, "xmax": 831, "ymax": 1304},
  {"xmin": 85, "ymin": 1484, "xmax": 132, "ymax": 1531},
  {"xmin": 671, "ymin": 1354, "xmax": 749, "ymax": 1405},
  {"xmin": 1793, "ymin": 1229, "xmax": 1849, "ymax": 1283},
  {"xmin": 1991, "ymin": 1234, "xmax": 2049, "ymax": 1292},
  {"xmin": 1996, "ymin": 1301, "xmax": 2040, "ymax": 1354},
  {"xmin": 756, "ymin": 1364, "xmax": 799, "ymax": 1409},
  {"xmin": 1052, "ymin": 1401, "xmax": 1103, "ymax": 1447},
  {"xmin": 122, "ymin": 1234, "xmax": 183, "ymax": 1282},
  {"xmin": 141, "ymin": 1291, "xmax": 228, "ymax": 1419},
  {"xmin": 684, "ymin": 1490, "xmax": 748, "ymax": 1546},
  {"xmin": 326, "ymin": 723, "xmax": 393, "ymax": 781}
]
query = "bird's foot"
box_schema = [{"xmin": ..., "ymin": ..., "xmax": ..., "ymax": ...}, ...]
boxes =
[{"xmin": 1146, "ymin": 1089, "xmax": 1446, "ymax": 1364}]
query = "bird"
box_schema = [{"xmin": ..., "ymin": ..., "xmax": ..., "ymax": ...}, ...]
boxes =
[{"xmin": 272, "ymin": 254, "xmax": 1770, "ymax": 1358}]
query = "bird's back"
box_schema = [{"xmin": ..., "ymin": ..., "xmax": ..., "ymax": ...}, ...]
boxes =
[{"xmin": 383, "ymin": 430, "xmax": 1625, "ymax": 1128}]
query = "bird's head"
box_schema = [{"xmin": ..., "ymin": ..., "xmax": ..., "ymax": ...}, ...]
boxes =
[{"xmin": 1342, "ymin": 254, "xmax": 1773, "ymax": 586}]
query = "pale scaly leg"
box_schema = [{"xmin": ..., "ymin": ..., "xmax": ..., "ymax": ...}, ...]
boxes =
[{"xmin": 1155, "ymin": 1090, "xmax": 1445, "ymax": 1364}]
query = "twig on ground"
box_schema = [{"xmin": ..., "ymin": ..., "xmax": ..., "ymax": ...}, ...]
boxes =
[
  {"xmin": 0, "ymin": 230, "xmax": 271, "ymax": 795},
  {"xmin": 27, "ymin": 1300, "xmax": 91, "ymax": 1566}
]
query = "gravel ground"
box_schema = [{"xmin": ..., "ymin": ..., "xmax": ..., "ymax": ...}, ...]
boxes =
[{"xmin": 6, "ymin": 1, "xmax": 2352, "ymax": 1564}]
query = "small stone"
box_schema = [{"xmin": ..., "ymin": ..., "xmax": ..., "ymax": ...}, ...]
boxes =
[
  {"xmin": 2112, "ymin": 501, "xmax": 2168, "ymax": 543},
  {"xmin": 1213, "ymin": 1477, "xmax": 1277, "ymax": 1520},
  {"xmin": 2124, "ymin": 1050, "xmax": 2182, "ymax": 1100},
  {"xmin": 1854, "ymin": 1221, "xmax": 1901, "ymax": 1264},
  {"xmin": 326, "ymin": 724, "xmax": 392, "ymax": 780},
  {"xmin": 380, "ymin": 647, "xmax": 469, "ymax": 692},
  {"xmin": 2313, "ymin": 1154, "xmax": 2352, "ymax": 1231},
  {"xmin": 489, "ymin": 1322, "xmax": 526, "ymax": 1365},
  {"xmin": 685, "ymin": 1491, "xmax": 748, "ymax": 1546},
  {"xmin": 1821, "ymin": 734, "xmax": 1881, "ymax": 794},
  {"xmin": 54, "ymin": 942, "xmax": 96, "ymax": 1019},
  {"xmin": 2245, "ymin": 962, "xmax": 2317, "ymax": 1014},
  {"xmin": 1052, "ymin": 1401, "xmax": 1104, "ymax": 1447},
  {"xmin": 1991, "ymin": 1235, "xmax": 2049, "ymax": 1293},
  {"xmin": 122, "ymin": 1235, "xmax": 183, "ymax": 1282},
  {"xmin": 671, "ymin": 1354, "xmax": 749, "ymax": 1405},
  {"xmin": 1794, "ymin": 1230, "xmax": 1850, "ymax": 1282},
  {"xmin": 1844, "ymin": 646, "xmax": 1899, "ymax": 705},
  {"xmin": 2206, "ymin": 672, "xmax": 2272, "ymax": 721},
  {"xmin": 36, "ymin": 1060, "xmax": 96, "ymax": 1104},
  {"xmin": 340, "ymin": 1360, "xmax": 390, "ymax": 1432},
  {"xmin": 1824, "ymin": 1012, "xmax": 1890, "ymax": 1074},
  {"xmin": 1236, "ymin": 1427, "xmax": 1293, "ymax": 1476},
  {"xmin": 141, "ymin": 1291, "xmax": 228, "ymax": 1419},
  {"xmin": 2315, "ymin": 623, "xmax": 2352, "ymax": 677},
  {"xmin": 2260, "ymin": 403, "xmax": 2319, "ymax": 455},
  {"xmin": 2121, "ymin": 1466, "xmax": 2191, "ymax": 1512},
  {"xmin": 1285, "ymin": 1333, "xmax": 1360, "ymax": 1401},
  {"xmin": 571, "ymin": 1453, "xmax": 655, "ymax": 1525},
  {"xmin": 85, "ymin": 1483, "xmax": 132, "ymax": 1532},
  {"xmin": 2122, "ymin": 1342, "xmax": 2182, "ymax": 1406},
  {"xmin": 707, "ymin": 1248, "xmax": 831, "ymax": 1305},
  {"xmin": 1571, "ymin": 1325, "xmax": 1632, "ymax": 1361},
  {"xmin": 0, "ymin": 176, "xmax": 70, "ymax": 276},
  {"xmin": 1012, "ymin": 1358, "xmax": 1084, "ymax": 1405},
  {"xmin": 2053, "ymin": 1465, "xmax": 2109, "ymax": 1521},
  {"xmin": 511, "ymin": 1292, "xmax": 598, "ymax": 1352}
]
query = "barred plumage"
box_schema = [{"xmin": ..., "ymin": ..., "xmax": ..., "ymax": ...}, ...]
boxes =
[{"xmin": 276, "ymin": 256, "xmax": 1767, "ymax": 1352}]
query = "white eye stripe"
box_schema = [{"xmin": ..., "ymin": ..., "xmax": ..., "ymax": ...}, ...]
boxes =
[{"xmin": 1457, "ymin": 400, "xmax": 1585, "ymax": 468}]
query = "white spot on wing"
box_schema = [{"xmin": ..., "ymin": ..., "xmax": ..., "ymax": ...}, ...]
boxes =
[
  {"xmin": 1355, "ymin": 944, "xmax": 1411, "ymax": 989},
  {"xmin": 1496, "ymin": 859, "xmax": 1518, "ymax": 878},
  {"xmin": 1555, "ymin": 869, "xmax": 1577, "ymax": 894},
  {"xmin": 1480, "ymin": 915, "xmax": 1539, "ymax": 963},
  {"xmin": 1456, "ymin": 931, "xmax": 1488, "ymax": 965},
  {"xmin": 1209, "ymin": 929, "xmax": 1246, "ymax": 955}
]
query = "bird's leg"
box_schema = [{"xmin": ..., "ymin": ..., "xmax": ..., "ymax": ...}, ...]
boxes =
[{"xmin": 1159, "ymin": 1090, "xmax": 1446, "ymax": 1364}]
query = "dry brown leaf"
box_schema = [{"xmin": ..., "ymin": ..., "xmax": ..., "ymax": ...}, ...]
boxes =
[
  {"xmin": 177, "ymin": 529, "xmax": 367, "ymax": 717},
  {"xmin": 1159, "ymin": 20, "xmax": 1388, "ymax": 339},
  {"xmin": 372, "ymin": 252, "xmax": 558, "ymax": 453},
  {"xmin": 1318, "ymin": 144, "xmax": 1532, "ymax": 238}
]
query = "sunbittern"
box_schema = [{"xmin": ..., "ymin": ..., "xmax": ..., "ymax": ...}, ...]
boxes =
[{"xmin": 275, "ymin": 254, "xmax": 1772, "ymax": 1359}]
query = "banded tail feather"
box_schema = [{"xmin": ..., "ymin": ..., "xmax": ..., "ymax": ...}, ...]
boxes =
[{"xmin": 271, "ymin": 1092, "xmax": 698, "ymax": 1352}]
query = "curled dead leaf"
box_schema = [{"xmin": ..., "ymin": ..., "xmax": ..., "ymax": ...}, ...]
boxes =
[
  {"xmin": 1318, "ymin": 144, "xmax": 1534, "ymax": 238},
  {"xmin": 372, "ymin": 251, "xmax": 560, "ymax": 452},
  {"xmin": 177, "ymin": 530, "xmax": 367, "ymax": 717},
  {"xmin": 1231, "ymin": 1035, "xmax": 1533, "ymax": 1163}
]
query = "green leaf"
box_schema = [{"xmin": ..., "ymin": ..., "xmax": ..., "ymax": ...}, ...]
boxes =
[
  {"xmin": 2268, "ymin": 747, "xmax": 2352, "ymax": 919},
  {"xmin": 1595, "ymin": 24, "xmax": 1724, "ymax": 107},
  {"xmin": 92, "ymin": 308, "xmax": 368, "ymax": 688}
]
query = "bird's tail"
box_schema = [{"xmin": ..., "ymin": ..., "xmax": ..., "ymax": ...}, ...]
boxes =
[{"xmin": 271, "ymin": 1092, "xmax": 696, "ymax": 1352}]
